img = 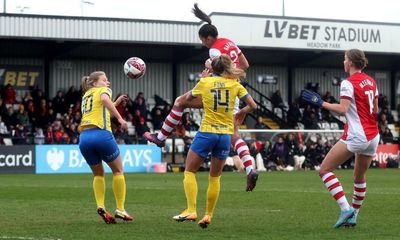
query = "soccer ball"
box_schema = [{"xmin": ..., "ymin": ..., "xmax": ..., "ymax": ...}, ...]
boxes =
[{"xmin": 124, "ymin": 57, "xmax": 146, "ymax": 80}]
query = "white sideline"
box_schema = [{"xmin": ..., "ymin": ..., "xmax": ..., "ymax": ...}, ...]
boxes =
[{"xmin": 0, "ymin": 236, "xmax": 61, "ymax": 240}]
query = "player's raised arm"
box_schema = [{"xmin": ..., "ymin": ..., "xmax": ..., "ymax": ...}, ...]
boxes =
[
  {"xmin": 301, "ymin": 89, "xmax": 351, "ymax": 115},
  {"xmin": 114, "ymin": 94, "xmax": 128, "ymax": 107}
]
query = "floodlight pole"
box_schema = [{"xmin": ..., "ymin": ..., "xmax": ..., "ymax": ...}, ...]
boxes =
[
  {"xmin": 4, "ymin": 0, "xmax": 6, "ymax": 13},
  {"xmin": 282, "ymin": 0, "xmax": 285, "ymax": 17}
]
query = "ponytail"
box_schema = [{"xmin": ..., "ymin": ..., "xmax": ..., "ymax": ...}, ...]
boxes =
[
  {"xmin": 81, "ymin": 71, "xmax": 105, "ymax": 93},
  {"xmin": 192, "ymin": 3, "xmax": 218, "ymax": 38},
  {"xmin": 81, "ymin": 76, "xmax": 90, "ymax": 93},
  {"xmin": 192, "ymin": 3, "xmax": 212, "ymax": 24}
]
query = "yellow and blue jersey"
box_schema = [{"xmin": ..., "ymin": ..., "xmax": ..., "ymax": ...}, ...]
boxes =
[
  {"xmin": 78, "ymin": 86, "xmax": 112, "ymax": 132},
  {"xmin": 191, "ymin": 76, "xmax": 249, "ymax": 134}
]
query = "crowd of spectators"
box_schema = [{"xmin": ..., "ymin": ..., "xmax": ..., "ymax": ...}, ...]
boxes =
[
  {"xmin": 0, "ymin": 84, "xmax": 160, "ymax": 145},
  {"xmin": 272, "ymin": 90, "xmax": 399, "ymax": 139},
  {"xmin": 238, "ymin": 90, "xmax": 399, "ymax": 172},
  {"xmin": 0, "ymin": 84, "xmax": 83, "ymax": 145},
  {"xmin": 0, "ymin": 82, "xmax": 203, "ymax": 147},
  {"xmin": 1, "ymin": 84, "xmax": 399, "ymax": 173},
  {"xmin": 224, "ymin": 132, "xmax": 358, "ymax": 173}
]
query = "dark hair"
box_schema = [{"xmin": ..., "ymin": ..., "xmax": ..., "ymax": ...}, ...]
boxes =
[
  {"xmin": 345, "ymin": 49, "xmax": 368, "ymax": 70},
  {"xmin": 212, "ymin": 54, "xmax": 245, "ymax": 79},
  {"xmin": 192, "ymin": 3, "xmax": 218, "ymax": 38}
]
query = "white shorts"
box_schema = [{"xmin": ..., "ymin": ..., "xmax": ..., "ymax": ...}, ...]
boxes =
[
  {"xmin": 233, "ymin": 97, "xmax": 240, "ymax": 114},
  {"xmin": 340, "ymin": 134, "xmax": 380, "ymax": 156}
]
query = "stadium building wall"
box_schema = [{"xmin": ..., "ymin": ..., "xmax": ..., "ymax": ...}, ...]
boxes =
[
  {"xmin": 49, "ymin": 59, "xmax": 173, "ymax": 101},
  {"xmin": 177, "ymin": 64, "xmax": 289, "ymax": 102},
  {"xmin": 246, "ymin": 65, "xmax": 288, "ymax": 103},
  {"xmin": 0, "ymin": 14, "xmax": 199, "ymax": 44},
  {"xmin": 2, "ymin": 57, "xmax": 394, "ymax": 109},
  {"xmin": 0, "ymin": 58, "xmax": 43, "ymax": 66},
  {"xmin": 177, "ymin": 63, "xmax": 204, "ymax": 96}
]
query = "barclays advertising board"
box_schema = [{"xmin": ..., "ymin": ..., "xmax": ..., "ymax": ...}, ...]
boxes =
[
  {"xmin": 0, "ymin": 146, "xmax": 35, "ymax": 173},
  {"xmin": 36, "ymin": 145, "xmax": 161, "ymax": 174}
]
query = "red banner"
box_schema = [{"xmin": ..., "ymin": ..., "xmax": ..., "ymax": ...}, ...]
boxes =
[{"xmin": 373, "ymin": 144, "xmax": 400, "ymax": 168}]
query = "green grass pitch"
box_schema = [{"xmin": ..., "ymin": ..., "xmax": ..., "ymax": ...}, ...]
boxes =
[{"xmin": 0, "ymin": 169, "xmax": 399, "ymax": 240}]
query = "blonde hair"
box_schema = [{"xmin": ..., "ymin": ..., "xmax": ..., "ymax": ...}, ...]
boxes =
[
  {"xmin": 211, "ymin": 54, "xmax": 245, "ymax": 79},
  {"xmin": 81, "ymin": 71, "xmax": 105, "ymax": 93}
]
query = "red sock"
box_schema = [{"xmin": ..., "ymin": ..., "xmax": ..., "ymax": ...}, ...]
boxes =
[
  {"xmin": 352, "ymin": 180, "xmax": 366, "ymax": 216},
  {"xmin": 157, "ymin": 106, "xmax": 183, "ymax": 141},
  {"xmin": 320, "ymin": 172, "xmax": 350, "ymax": 211},
  {"xmin": 233, "ymin": 138, "xmax": 254, "ymax": 175}
]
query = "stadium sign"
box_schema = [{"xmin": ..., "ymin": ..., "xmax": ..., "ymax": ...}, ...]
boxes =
[
  {"xmin": 0, "ymin": 66, "xmax": 44, "ymax": 90},
  {"xmin": 257, "ymin": 74, "xmax": 278, "ymax": 84},
  {"xmin": 36, "ymin": 145, "xmax": 161, "ymax": 174},
  {"xmin": 374, "ymin": 144, "xmax": 400, "ymax": 168},
  {"xmin": 0, "ymin": 146, "xmax": 35, "ymax": 173},
  {"xmin": 212, "ymin": 14, "xmax": 400, "ymax": 53}
]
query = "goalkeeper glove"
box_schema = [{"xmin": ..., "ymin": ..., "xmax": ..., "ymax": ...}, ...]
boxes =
[{"xmin": 301, "ymin": 89, "xmax": 324, "ymax": 107}]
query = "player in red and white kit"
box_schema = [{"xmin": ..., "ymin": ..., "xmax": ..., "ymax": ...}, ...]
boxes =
[
  {"xmin": 144, "ymin": 4, "xmax": 258, "ymax": 191},
  {"xmin": 301, "ymin": 49, "xmax": 379, "ymax": 228}
]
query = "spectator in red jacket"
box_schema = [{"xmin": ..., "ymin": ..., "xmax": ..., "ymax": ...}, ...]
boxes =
[{"xmin": 3, "ymin": 84, "xmax": 17, "ymax": 104}]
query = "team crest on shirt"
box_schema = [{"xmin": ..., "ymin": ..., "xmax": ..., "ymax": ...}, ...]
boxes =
[{"xmin": 311, "ymin": 96, "xmax": 318, "ymax": 103}]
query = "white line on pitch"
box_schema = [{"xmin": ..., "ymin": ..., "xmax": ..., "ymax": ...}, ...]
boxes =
[{"xmin": 0, "ymin": 236, "xmax": 62, "ymax": 240}]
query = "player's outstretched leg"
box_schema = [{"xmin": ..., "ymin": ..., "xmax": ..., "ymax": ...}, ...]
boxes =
[
  {"xmin": 97, "ymin": 207, "xmax": 116, "ymax": 224},
  {"xmin": 232, "ymin": 137, "xmax": 258, "ymax": 191},
  {"xmin": 144, "ymin": 92, "xmax": 203, "ymax": 147},
  {"xmin": 143, "ymin": 105, "xmax": 183, "ymax": 147}
]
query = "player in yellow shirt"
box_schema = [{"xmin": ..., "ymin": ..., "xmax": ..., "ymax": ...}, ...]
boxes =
[
  {"xmin": 172, "ymin": 54, "xmax": 257, "ymax": 228},
  {"xmin": 78, "ymin": 71, "xmax": 133, "ymax": 224}
]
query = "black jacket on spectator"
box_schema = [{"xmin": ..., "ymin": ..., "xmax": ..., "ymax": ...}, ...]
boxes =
[
  {"xmin": 53, "ymin": 93, "xmax": 66, "ymax": 114},
  {"xmin": 285, "ymin": 139, "xmax": 297, "ymax": 166},
  {"xmin": 303, "ymin": 112, "xmax": 320, "ymax": 129},
  {"xmin": 136, "ymin": 120, "xmax": 150, "ymax": 144},
  {"xmin": 133, "ymin": 98, "xmax": 148, "ymax": 120},
  {"xmin": 260, "ymin": 141, "xmax": 273, "ymax": 166},
  {"xmin": 0, "ymin": 100, "xmax": 7, "ymax": 118},
  {"xmin": 151, "ymin": 108, "xmax": 164, "ymax": 130},
  {"xmin": 286, "ymin": 103, "xmax": 302, "ymax": 129},
  {"xmin": 3, "ymin": 108, "xmax": 17, "ymax": 129},
  {"xmin": 64, "ymin": 86, "xmax": 81, "ymax": 107},
  {"xmin": 271, "ymin": 90, "xmax": 285, "ymax": 109}
]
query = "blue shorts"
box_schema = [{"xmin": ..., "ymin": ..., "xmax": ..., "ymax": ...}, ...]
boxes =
[
  {"xmin": 79, "ymin": 128, "xmax": 120, "ymax": 166},
  {"xmin": 190, "ymin": 132, "xmax": 231, "ymax": 160}
]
